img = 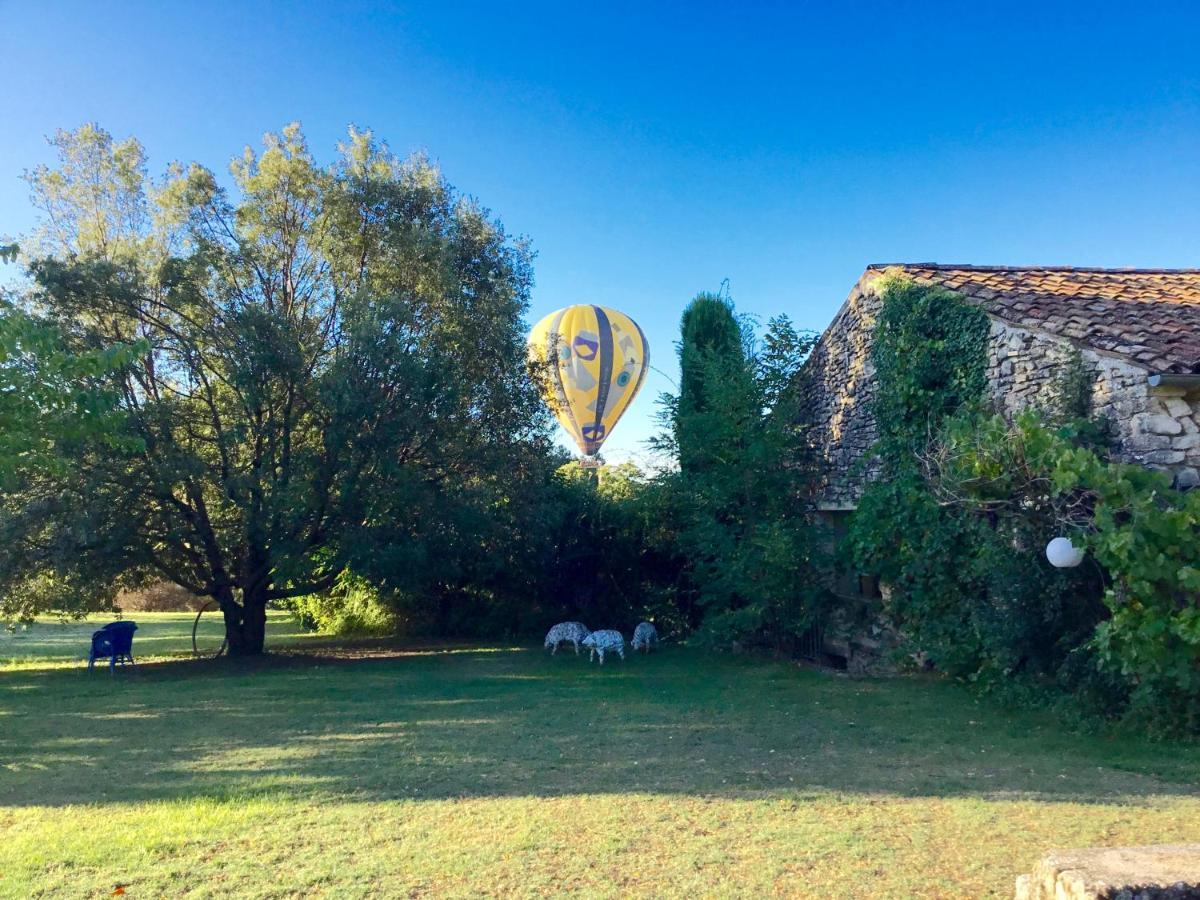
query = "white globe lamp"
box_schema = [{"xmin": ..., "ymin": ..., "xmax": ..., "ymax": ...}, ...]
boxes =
[{"xmin": 1045, "ymin": 536, "xmax": 1085, "ymax": 569}]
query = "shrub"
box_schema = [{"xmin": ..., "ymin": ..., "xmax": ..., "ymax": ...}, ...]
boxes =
[{"xmin": 289, "ymin": 574, "xmax": 401, "ymax": 637}]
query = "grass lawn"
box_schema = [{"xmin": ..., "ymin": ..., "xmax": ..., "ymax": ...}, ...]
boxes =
[
  {"xmin": 0, "ymin": 611, "xmax": 315, "ymax": 671},
  {"xmin": 1, "ymin": 614, "xmax": 1198, "ymax": 898}
]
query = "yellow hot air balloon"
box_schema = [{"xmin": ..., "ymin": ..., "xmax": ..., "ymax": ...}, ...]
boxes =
[{"xmin": 529, "ymin": 305, "xmax": 650, "ymax": 459}]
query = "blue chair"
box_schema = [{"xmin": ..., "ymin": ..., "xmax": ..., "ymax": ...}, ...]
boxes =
[{"xmin": 88, "ymin": 621, "xmax": 138, "ymax": 673}]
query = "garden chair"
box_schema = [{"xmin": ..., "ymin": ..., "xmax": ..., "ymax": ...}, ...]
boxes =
[{"xmin": 88, "ymin": 621, "xmax": 138, "ymax": 673}]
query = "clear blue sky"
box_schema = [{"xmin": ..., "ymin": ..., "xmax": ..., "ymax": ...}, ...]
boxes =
[{"xmin": 3, "ymin": 1, "xmax": 1199, "ymax": 464}]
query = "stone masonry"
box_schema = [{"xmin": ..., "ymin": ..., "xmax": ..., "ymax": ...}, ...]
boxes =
[
  {"xmin": 1014, "ymin": 845, "xmax": 1200, "ymax": 900},
  {"xmin": 798, "ymin": 265, "xmax": 1200, "ymax": 508},
  {"xmin": 795, "ymin": 274, "xmax": 883, "ymax": 508}
]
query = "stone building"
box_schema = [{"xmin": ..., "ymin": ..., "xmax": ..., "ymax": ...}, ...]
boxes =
[
  {"xmin": 797, "ymin": 264, "xmax": 1200, "ymax": 670},
  {"xmin": 799, "ymin": 264, "xmax": 1200, "ymax": 511}
]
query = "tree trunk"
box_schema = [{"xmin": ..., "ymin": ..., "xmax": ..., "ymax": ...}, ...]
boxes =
[{"xmin": 221, "ymin": 586, "xmax": 269, "ymax": 656}]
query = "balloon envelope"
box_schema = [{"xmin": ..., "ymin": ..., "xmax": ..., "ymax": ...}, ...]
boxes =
[{"xmin": 529, "ymin": 305, "xmax": 650, "ymax": 457}]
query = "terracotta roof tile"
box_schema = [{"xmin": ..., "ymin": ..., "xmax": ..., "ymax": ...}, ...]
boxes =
[{"xmin": 865, "ymin": 264, "xmax": 1200, "ymax": 374}]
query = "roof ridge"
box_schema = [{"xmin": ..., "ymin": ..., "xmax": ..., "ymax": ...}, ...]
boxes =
[{"xmin": 866, "ymin": 263, "xmax": 1200, "ymax": 274}]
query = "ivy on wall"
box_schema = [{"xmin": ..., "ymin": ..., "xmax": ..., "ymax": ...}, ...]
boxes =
[
  {"xmin": 844, "ymin": 275, "xmax": 1105, "ymax": 693},
  {"xmin": 843, "ymin": 274, "xmax": 1200, "ymax": 735},
  {"xmin": 869, "ymin": 272, "xmax": 991, "ymax": 455}
]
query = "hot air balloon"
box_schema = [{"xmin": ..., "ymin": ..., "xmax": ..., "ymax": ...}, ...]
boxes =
[{"xmin": 528, "ymin": 305, "xmax": 650, "ymax": 461}]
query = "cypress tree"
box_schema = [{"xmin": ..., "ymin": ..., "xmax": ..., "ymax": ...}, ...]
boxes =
[{"xmin": 676, "ymin": 292, "xmax": 745, "ymax": 472}]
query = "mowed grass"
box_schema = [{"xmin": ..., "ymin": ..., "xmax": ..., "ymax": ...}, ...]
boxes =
[
  {"xmin": 0, "ymin": 611, "xmax": 315, "ymax": 671},
  {"xmin": 1, "ymin": 616, "xmax": 1199, "ymax": 897}
]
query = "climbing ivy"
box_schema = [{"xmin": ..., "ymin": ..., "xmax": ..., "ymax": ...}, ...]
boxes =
[
  {"xmin": 846, "ymin": 273, "xmax": 1200, "ymax": 734},
  {"xmin": 844, "ymin": 275, "xmax": 1098, "ymax": 689},
  {"xmin": 869, "ymin": 272, "xmax": 990, "ymax": 455}
]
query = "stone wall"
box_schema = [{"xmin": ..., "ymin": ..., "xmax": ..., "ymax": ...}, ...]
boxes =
[
  {"xmin": 987, "ymin": 320, "xmax": 1200, "ymax": 489},
  {"xmin": 795, "ymin": 276, "xmax": 883, "ymax": 508},
  {"xmin": 797, "ymin": 274, "xmax": 1200, "ymax": 508}
]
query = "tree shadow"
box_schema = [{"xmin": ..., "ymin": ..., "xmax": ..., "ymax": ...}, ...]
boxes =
[{"xmin": 1, "ymin": 645, "xmax": 1197, "ymax": 809}]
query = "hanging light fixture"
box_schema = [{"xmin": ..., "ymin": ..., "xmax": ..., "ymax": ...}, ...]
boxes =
[{"xmin": 1046, "ymin": 536, "xmax": 1085, "ymax": 568}]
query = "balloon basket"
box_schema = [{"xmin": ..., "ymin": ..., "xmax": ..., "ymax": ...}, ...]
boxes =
[{"xmin": 579, "ymin": 456, "xmax": 602, "ymax": 469}]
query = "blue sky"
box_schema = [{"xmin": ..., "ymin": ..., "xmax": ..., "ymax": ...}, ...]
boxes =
[{"xmin": 3, "ymin": 1, "xmax": 1199, "ymax": 464}]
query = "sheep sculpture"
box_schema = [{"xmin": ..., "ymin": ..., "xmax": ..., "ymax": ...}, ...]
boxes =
[
  {"xmin": 544, "ymin": 621, "xmax": 591, "ymax": 655},
  {"xmin": 631, "ymin": 621, "xmax": 658, "ymax": 653},
  {"xmin": 581, "ymin": 629, "xmax": 625, "ymax": 664}
]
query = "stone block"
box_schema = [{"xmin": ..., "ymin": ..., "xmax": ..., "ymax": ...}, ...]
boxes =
[
  {"xmin": 1136, "ymin": 414, "xmax": 1185, "ymax": 437},
  {"xmin": 1013, "ymin": 844, "xmax": 1200, "ymax": 900},
  {"xmin": 1164, "ymin": 396, "xmax": 1195, "ymax": 418},
  {"xmin": 1130, "ymin": 434, "xmax": 1174, "ymax": 451},
  {"xmin": 1143, "ymin": 449, "xmax": 1186, "ymax": 465},
  {"xmin": 1173, "ymin": 434, "xmax": 1200, "ymax": 451},
  {"xmin": 1174, "ymin": 468, "xmax": 1200, "ymax": 491}
]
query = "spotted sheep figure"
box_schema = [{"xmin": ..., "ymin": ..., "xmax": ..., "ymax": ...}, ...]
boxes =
[
  {"xmin": 631, "ymin": 621, "xmax": 658, "ymax": 653},
  {"xmin": 582, "ymin": 629, "xmax": 625, "ymax": 664},
  {"xmin": 544, "ymin": 622, "xmax": 591, "ymax": 655}
]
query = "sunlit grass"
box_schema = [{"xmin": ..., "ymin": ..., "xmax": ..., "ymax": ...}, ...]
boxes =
[
  {"xmin": 0, "ymin": 611, "xmax": 317, "ymax": 671},
  {"xmin": 1, "ymin": 616, "xmax": 1198, "ymax": 897}
]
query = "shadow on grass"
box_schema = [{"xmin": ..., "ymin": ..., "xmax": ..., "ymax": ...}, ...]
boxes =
[{"xmin": 1, "ymin": 644, "xmax": 1197, "ymax": 809}]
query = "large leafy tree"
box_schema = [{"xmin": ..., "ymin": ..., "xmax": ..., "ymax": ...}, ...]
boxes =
[{"xmin": 6, "ymin": 123, "xmax": 547, "ymax": 653}]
